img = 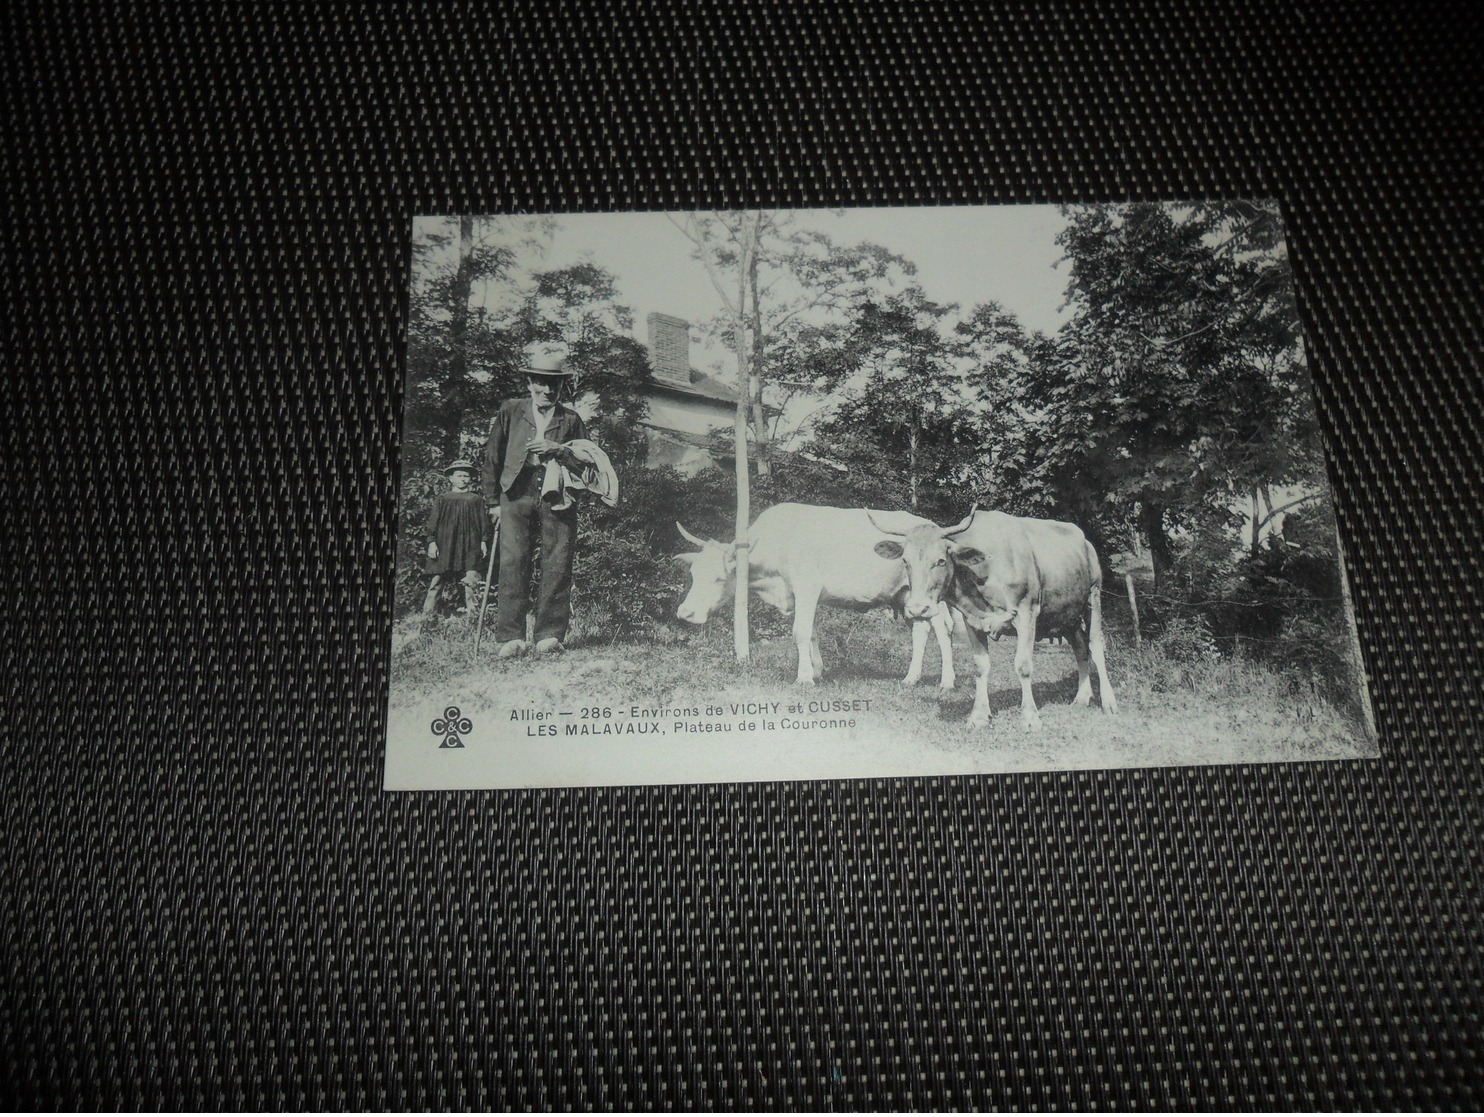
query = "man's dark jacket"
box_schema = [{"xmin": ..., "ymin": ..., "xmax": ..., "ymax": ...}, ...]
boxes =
[{"xmin": 480, "ymin": 397, "xmax": 588, "ymax": 503}]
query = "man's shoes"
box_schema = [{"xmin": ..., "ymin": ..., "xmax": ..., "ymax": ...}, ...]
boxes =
[
  {"xmin": 496, "ymin": 640, "xmax": 527, "ymax": 659},
  {"xmin": 534, "ymin": 637, "xmax": 565, "ymax": 656}
]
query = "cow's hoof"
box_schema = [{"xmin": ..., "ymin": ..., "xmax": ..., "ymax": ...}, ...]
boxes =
[
  {"xmin": 900, "ymin": 674, "xmax": 921, "ymax": 687},
  {"xmin": 1101, "ymin": 700, "xmax": 1119, "ymax": 716},
  {"xmin": 795, "ymin": 677, "xmax": 817, "ymax": 687},
  {"xmin": 966, "ymin": 714, "xmax": 989, "ymax": 729},
  {"xmin": 938, "ymin": 677, "xmax": 956, "ymax": 691},
  {"xmin": 1021, "ymin": 714, "xmax": 1042, "ymax": 732},
  {"xmin": 1072, "ymin": 693, "xmax": 1092, "ymax": 707}
]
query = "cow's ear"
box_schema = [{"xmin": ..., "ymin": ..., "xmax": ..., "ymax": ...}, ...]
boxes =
[
  {"xmin": 672, "ymin": 552, "xmax": 698, "ymax": 566},
  {"xmin": 874, "ymin": 540, "xmax": 904, "ymax": 561}
]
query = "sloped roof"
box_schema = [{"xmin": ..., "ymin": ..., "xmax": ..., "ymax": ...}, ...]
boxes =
[
  {"xmin": 640, "ymin": 424, "xmax": 724, "ymax": 450},
  {"xmin": 645, "ymin": 370, "xmax": 782, "ymax": 416},
  {"xmin": 646, "ymin": 369, "xmax": 739, "ymax": 407},
  {"xmin": 640, "ymin": 423, "xmax": 798, "ymax": 457}
]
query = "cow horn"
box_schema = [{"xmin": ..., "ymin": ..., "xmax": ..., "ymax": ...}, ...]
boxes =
[
  {"xmin": 865, "ymin": 510, "xmax": 907, "ymax": 537},
  {"xmin": 944, "ymin": 506, "xmax": 979, "ymax": 537},
  {"xmin": 676, "ymin": 521, "xmax": 708, "ymax": 547}
]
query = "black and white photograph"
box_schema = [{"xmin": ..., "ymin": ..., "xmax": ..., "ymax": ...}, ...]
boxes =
[{"xmin": 384, "ymin": 203, "xmax": 1377, "ymax": 790}]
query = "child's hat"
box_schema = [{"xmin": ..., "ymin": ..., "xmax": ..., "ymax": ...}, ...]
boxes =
[{"xmin": 444, "ymin": 459, "xmax": 476, "ymax": 476}]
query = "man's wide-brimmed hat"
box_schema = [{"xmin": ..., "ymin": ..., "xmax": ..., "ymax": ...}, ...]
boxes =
[
  {"xmin": 524, "ymin": 346, "xmax": 578, "ymax": 379},
  {"xmin": 444, "ymin": 459, "xmax": 477, "ymax": 476}
]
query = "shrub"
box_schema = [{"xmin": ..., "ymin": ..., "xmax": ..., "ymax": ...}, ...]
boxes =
[
  {"xmin": 1124, "ymin": 496, "xmax": 1369, "ymax": 732},
  {"xmin": 1127, "ymin": 613, "xmax": 1226, "ymax": 694},
  {"xmin": 571, "ymin": 464, "xmax": 730, "ymax": 642}
]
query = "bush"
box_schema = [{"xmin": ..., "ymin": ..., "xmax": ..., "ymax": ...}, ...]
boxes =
[
  {"xmin": 1129, "ymin": 613, "xmax": 1226, "ymax": 694},
  {"xmin": 1132, "ymin": 496, "xmax": 1366, "ymax": 725},
  {"xmin": 571, "ymin": 464, "xmax": 730, "ymax": 642}
]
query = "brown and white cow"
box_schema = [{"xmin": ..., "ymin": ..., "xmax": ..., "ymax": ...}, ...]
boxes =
[
  {"xmin": 870, "ymin": 507, "xmax": 1117, "ymax": 729},
  {"xmin": 675, "ymin": 503, "xmax": 956, "ymax": 688}
]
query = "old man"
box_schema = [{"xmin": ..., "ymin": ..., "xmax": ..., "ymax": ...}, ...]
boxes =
[{"xmin": 480, "ymin": 351, "xmax": 590, "ymax": 658}]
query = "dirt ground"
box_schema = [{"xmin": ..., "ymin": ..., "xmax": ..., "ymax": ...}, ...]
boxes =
[{"xmin": 384, "ymin": 609, "xmax": 1376, "ymax": 789}]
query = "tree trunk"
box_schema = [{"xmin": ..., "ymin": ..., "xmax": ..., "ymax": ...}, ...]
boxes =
[
  {"xmin": 1125, "ymin": 573, "xmax": 1141, "ymax": 648},
  {"xmin": 747, "ymin": 245, "xmax": 771, "ymax": 477},
  {"xmin": 734, "ymin": 396, "xmax": 751, "ymax": 663},
  {"xmin": 908, "ymin": 424, "xmax": 919, "ymax": 510},
  {"xmin": 447, "ymin": 215, "xmax": 476, "ymax": 457},
  {"xmin": 1139, "ymin": 500, "xmax": 1172, "ymax": 596},
  {"xmin": 732, "ymin": 225, "xmax": 754, "ymax": 663},
  {"xmin": 1250, "ymin": 485, "xmax": 1262, "ymax": 556}
]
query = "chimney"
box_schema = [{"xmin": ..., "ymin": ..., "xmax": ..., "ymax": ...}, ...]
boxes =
[{"xmin": 647, "ymin": 312, "xmax": 692, "ymax": 389}]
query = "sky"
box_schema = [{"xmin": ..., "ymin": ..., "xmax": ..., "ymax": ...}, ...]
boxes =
[{"xmin": 533, "ymin": 205, "xmax": 1075, "ymax": 373}]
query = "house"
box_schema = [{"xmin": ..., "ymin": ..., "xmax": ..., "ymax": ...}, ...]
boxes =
[{"xmin": 641, "ymin": 312, "xmax": 747, "ymax": 475}]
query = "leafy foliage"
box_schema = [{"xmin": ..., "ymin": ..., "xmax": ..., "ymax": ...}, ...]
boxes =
[
  {"xmin": 570, "ymin": 469, "xmax": 693, "ymax": 642},
  {"xmin": 805, "ymin": 286, "xmax": 981, "ymax": 521},
  {"xmin": 1050, "ymin": 202, "xmax": 1323, "ymax": 579},
  {"xmin": 671, "ymin": 211, "xmax": 915, "ymax": 461}
]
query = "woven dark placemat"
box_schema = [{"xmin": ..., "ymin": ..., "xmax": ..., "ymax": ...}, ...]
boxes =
[{"xmin": 3, "ymin": 1, "xmax": 1481, "ymax": 1109}]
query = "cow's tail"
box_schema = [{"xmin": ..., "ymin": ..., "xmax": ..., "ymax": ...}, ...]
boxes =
[
  {"xmin": 1083, "ymin": 539, "xmax": 1103, "ymax": 589},
  {"xmin": 1083, "ymin": 538, "xmax": 1103, "ymax": 636}
]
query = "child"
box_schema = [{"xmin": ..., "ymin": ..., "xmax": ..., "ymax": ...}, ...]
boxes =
[{"xmin": 421, "ymin": 460, "xmax": 489, "ymax": 617}]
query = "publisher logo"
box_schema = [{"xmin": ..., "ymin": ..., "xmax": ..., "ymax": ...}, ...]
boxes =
[{"xmin": 431, "ymin": 705, "xmax": 473, "ymax": 749}]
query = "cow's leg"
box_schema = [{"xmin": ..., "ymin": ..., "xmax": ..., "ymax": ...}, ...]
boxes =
[
  {"xmin": 932, "ymin": 603, "xmax": 956, "ymax": 690},
  {"xmin": 793, "ymin": 585, "xmax": 822, "ymax": 686},
  {"xmin": 965, "ymin": 624, "xmax": 993, "ymax": 727},
  {"xmin": 901, "ymin": 618, "xmax": 930, "ymax": 686},
  {"xmin": 1014, "ymin": 601, "xmax": 1042, "ymax": 730},
  {"xmin": 1087, "ymin": 584, "xmax": 1118, "ymax": 714},
  {"xmin": 1069, "ymin": 625, "xmax": 1093, "ymax": 706},
  {"xmin": 810, "ymin": 637, "xmax": 824, "ymax": 679}
]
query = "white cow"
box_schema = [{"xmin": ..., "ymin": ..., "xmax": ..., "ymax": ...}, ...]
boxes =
[
  {"xmin": 675, "ymin": 503, "xmax": 956, "ymax": 688},
  {"xmin": 870, "ymin": 507, "xmax": 1117, "ymax": 730}
]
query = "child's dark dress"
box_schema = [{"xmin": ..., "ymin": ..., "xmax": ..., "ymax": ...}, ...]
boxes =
[{"xmin": 425, "ymin": 490, "xmax": 487, "ymax": 575}]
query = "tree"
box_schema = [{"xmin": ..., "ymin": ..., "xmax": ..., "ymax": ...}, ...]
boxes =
[
  {"xmin": 805, "ymin": 286, "xmax": 972, "ymax": 520},
  {"xmin": 1049, "ymin": 201, "xmax": 1322, "ymax": 592},
  {"xmin": 672, "ymin": 212, "xmax": 913, "ymax": 474},
  {"xmin": 667, "ymin": 211, "xmax": 765, "ymax": 661},
  {"xmin": 403, "ymin": 215, "xmax": 555, "ymax": 468},
  {"xmin": 953, "ymin": 302, "xmax": 1054, "ymax": 510}
]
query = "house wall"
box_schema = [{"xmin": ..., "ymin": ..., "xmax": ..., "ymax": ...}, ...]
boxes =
[
  {"xmin": 644, "ymin": 429, "xmax": 719, "ymax": 476},
  {"xmin": 646, "ymin": 392, "xmax": 733, "ymax": 437}
]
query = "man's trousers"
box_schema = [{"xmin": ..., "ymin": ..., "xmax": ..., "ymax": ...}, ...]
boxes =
[{"xmin": 495, "ymin": 466, "xmax": 577, "ymax": 644}]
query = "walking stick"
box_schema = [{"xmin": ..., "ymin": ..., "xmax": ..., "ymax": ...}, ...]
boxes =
[{"xmin": 474, "ymin": 517, "xmax": 500, "ymax": 660}]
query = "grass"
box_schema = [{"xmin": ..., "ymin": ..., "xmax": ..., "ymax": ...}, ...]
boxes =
[{"xmin": 387, "ymin": 605, "xmax": 1377, "ymax": 787}]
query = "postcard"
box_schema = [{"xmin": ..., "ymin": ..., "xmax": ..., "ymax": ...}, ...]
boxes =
[{"xmin": 384, "ymin": 203, "xmax": 1376, "ymax": 789}]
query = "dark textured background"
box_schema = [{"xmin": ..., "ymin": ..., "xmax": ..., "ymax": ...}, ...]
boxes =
[{"xmin": 3, "ymin": 1, "xmax": 1481, "ymax": 1109}]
